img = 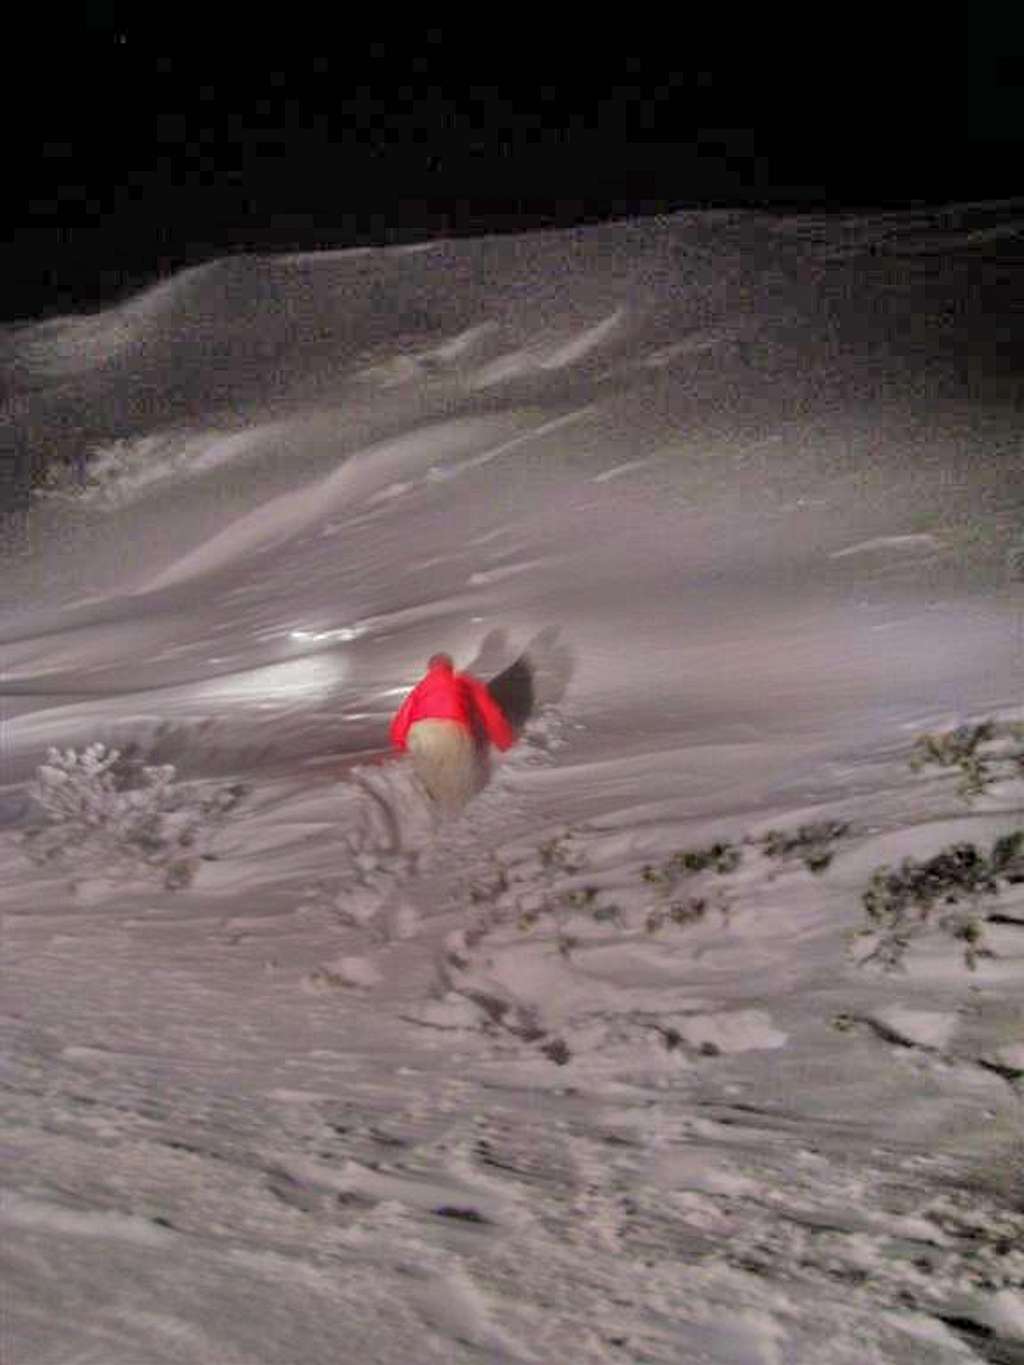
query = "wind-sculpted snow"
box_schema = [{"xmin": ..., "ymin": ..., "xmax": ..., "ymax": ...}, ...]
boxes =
[{"xmin": 2, "ymin": 205, "xmax": 1023, "ymax": 1363}]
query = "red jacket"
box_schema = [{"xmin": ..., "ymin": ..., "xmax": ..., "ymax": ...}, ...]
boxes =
[{"xmin": 390, "ymin": 658, "xmax": 516, "ymax": 752}]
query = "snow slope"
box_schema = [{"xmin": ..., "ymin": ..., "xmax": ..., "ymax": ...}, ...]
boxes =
[{"xmin": 2, "ymin": 203, "xmax": 1023, "ymax": 1363}]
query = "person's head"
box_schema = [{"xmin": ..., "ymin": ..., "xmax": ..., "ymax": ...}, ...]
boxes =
[{"xmin": 428, "ymin": 652, "xmax": 454, "ymax": 672}]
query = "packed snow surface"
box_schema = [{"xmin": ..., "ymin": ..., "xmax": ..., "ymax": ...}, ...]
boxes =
[{"xmin": 2, "ymin": 204, "xmax": 1024, "ymax": 1363}]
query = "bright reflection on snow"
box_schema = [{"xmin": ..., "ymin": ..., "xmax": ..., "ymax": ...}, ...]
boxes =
[
  {"xmin": 290, "ymin": 626, "xmax": 363, "ymax": 644},
  {"xmin": 195, "ymin": 654, "xmax": 343, "ymax": 707}
]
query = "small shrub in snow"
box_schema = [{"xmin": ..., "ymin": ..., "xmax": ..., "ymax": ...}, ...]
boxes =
[
  {"xmin": 757, "ymin": 820, "xmax": 849, "ymax": 874},
  {"xmin": 537, "ymin": 830, "xmax": 583, "ymax": 873},
  {"xmin": 639, "ymin": 841, "xmax": 741, "ymax": 933},
  {"xmin": 857, "ymin": 831, "xmax": 1024, "ymax": 971},
  {"xmin": 645, "ymin": 897, "xmax": 711, "ymax": 935},
  {"xmin": 910, "ymin": 722, "xmax": 995, "ymax": 800},
  {"xmin": 540, "ymin": 1037, "xmax": 572, "ymax": 1065},
  {"xmin": 560, "ymin": 885, "xmax": 599, "ymax": 911},
  {"xmin": 909, "ymin": 720, "xmax": 1024, "ymax": 803},
  {"xmin": 641, "ymin": 840, "xmax": 742, "ymax": 894},
  {"xmin": 22, "ymin": 743, "xmax": 246, "ymax": 889},
  {"xmin": 33, "ymin": 433, "xmax": 188, "ymax": 504}
]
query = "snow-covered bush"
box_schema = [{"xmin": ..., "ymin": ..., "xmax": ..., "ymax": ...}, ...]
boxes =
[
  {"xmin": 32, "ymin": 432, "xmax": 187, "ymax": 504},
  {"xmin": 21, "ymin": 743, "xmax": 246, "ymax": 889},
  {"xmin": 857, "ymin": 831, "xmax": 1024, "ymax": 971},
  {"xmin": 909, "ymin": 720, "xmax": 1024, "ymax": 803},
  {"xmin": 756, "ymin": 821, "xmax": 849, "ymax": 874},
  {"xmin": 849, "ymin": 720, "xmax": 1024, "ymax": 969}
]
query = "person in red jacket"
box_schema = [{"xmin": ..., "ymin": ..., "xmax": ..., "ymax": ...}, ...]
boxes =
[{"xmin": 390, "ymin": 653, "xmax": 516, "ymax": 811}]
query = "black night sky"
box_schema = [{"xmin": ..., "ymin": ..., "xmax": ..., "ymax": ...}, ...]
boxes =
[{"xmin": 5, "ymin": 13, "xmax": 1023, "ymax": 323}]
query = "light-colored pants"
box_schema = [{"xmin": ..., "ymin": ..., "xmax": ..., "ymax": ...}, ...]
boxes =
[{"xmin": 406, "ymin": 719, "xmax": 484, "ymax": 813}]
